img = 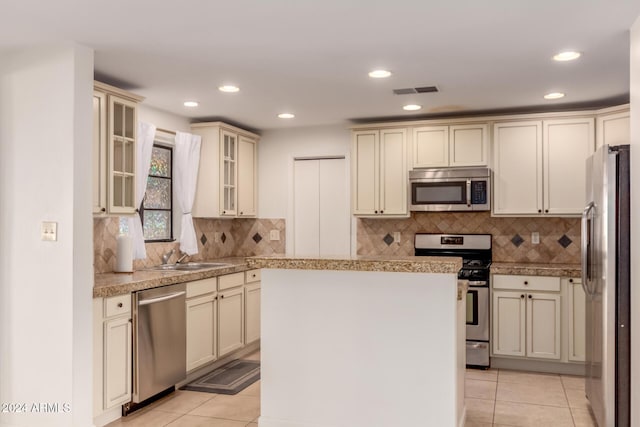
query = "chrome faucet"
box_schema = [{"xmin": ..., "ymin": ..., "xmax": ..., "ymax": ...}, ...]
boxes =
[
  {"xmin": 161, "ymin": 249, "xmax": 175, "ymax": 265},
  {"xmin": 176, "ymin": 252, "xmax": 189, "ymax": 264}
]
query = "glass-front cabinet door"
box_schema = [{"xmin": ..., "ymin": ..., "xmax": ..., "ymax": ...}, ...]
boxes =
[
  {"xmin": 109, "ymin": 95, "xmax": 137, "ymax": 214},
  {"xmin": 221, "ymin": 130, "xmax": 237, "ymax": 216}
]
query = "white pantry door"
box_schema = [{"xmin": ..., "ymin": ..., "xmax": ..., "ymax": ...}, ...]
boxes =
[{"xmin": 293, "ymin": 158, "xmax": 350, "ymax": 257}]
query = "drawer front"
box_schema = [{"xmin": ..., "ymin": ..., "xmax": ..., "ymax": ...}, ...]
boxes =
[
  {"xmin": 104, "ymin": 294, "xmax": 131, "ymax": 318},
  {"xmin": 187, "ymin": 277, "xmax": 218, "ymax": 298},
  {"xmin": 218, "ymin": 272, "xmax": 245, "ymax": 290},
  {"xmin": 492, "ymin": 275, "xmax": 560, "ymax": 292},
  {"xmin": 245, "ymin": 269, "xmax": 261, "ymax": 283}
]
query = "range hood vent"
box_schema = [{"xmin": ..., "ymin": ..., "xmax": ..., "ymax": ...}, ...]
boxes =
[{"xmin": 393, "ymin": 86, "xmax": 439, "ymax": 95}]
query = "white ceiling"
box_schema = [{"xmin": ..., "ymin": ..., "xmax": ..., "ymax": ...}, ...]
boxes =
[{"xmin": 2, "ymin": 1, "xmax": 639, "ymax": 131}]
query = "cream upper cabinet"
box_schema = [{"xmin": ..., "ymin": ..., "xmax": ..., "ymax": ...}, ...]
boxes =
[
  {"xmin": 191, "ymin": 122, "xmax": 259, "ymax": 218},
  {"xmin": 412, "ymin": 124, "xmax": 488, "ymax": 168},
  {"xmin": 493, "ymin": 118, "xmax": 594, "ymax": 216},
  {"xmin": 543, "ymin": 118, "xmax": 594, "ymax": 215},
  {"xmin": 237, "ymin": 135, "xmax": 257, "ymax": 217},
  {"xmin": 493, "ymin": 121, "xmax": 542, "ymax": 215},
  {"xmin": 596, "ymin": 110, "xmax": 630, "ymax": 148},
  {"xmin": 93, "ymin": 82, "xmax": 144, "ymax": 215},
  {"xmin": 352, "ymin": 128, "xmax": 408, "ymax": 217}
]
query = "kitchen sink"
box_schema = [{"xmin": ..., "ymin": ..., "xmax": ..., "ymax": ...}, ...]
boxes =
[{"xmin": 147, "ymin": 262, "xmax": 232, "ymax": 271}]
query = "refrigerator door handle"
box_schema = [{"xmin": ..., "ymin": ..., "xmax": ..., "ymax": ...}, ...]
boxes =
[{"xmin": 581, "ymin": 202, "xmax": 595, "ymax": 296}]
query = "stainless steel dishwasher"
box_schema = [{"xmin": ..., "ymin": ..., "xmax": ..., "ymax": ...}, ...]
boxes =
[{"xmin": 132, "ymin": 283, "xmax": 186, "ymax": 404}]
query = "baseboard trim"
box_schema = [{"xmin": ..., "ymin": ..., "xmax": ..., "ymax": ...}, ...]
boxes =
[
  {"xmin": 92, "ymin": 406, "xmax": 121, "ymax": 427},
  {"xmin": 491, "ymin": 357, "xmax": 586, "ymax": 375}
]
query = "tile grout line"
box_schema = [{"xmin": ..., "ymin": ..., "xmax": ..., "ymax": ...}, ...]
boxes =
[{"xmin": 561, "ymin": 380, "xmax": 578, "ymax": 427}]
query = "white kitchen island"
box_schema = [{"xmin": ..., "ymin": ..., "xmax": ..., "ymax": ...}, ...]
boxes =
[{"xmin": 247, "ymin": 256, "xmax": 466, "ymax": 427}]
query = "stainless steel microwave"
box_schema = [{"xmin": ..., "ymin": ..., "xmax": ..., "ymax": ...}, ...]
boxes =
[{"xmin": 409, "ymin": 167, "xmax": 491, "ymax": 212}]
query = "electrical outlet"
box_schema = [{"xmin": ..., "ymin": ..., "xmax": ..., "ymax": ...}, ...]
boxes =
[
  {"xmin": 393, "ymin": 231, "xmax": 401, "ymax": 244},
  {"xmin": 270, "ymin": 230, "xmax": 280, "ymax": 241},
  {"xmin": 531, "ymin": 232, "xmax": 540, "ymax": 244},
  {"xmin": 41, "ymin": 221, "xmax": 57, "ymax": 241}
]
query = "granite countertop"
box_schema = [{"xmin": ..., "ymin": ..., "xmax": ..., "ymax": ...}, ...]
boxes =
[
  {"xmin": 247, "ymin": 255, "xmax": 462, "ymax": 274},
  {"xmin": 490, "ymin": 262, "xmax": 581, "ymax": 278},
  {"xmin": 94, "ymin": 257, "xmax": 251, "ymax": 298}
]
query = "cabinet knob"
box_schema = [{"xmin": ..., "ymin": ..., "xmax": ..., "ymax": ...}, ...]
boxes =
[
  {"xmin": 380, "ymin": 210, "xmax": 384, "ymax": 214},
  {"xmin": 524, "ymin": 281, "xmax": 528, "ymax": 285},
  {"xmin": 374, "ymin": 210, "xmax": 378, "ymax": 214},
  {"xmin": 538, "ymin": 209, "xmax": 542, "ymax": 213},
  {"xmin": 520, "ymin": 294, "xmax": 525, "ymax": 299},
  {"xmin": 117, "ymin": 302, "xmax": 123, "ymax": 308},
  {"xmin": 220, "ymin": 295, "xmax": 224, "ymax": 299},
  {"xmin": 240, "ymin": 211, "xmax": 243, "ymax": 215},
  {"xmin": 569, "ymin": 278, "xmax": 574, "ymax": 283},
  {"xmin": 215, "ymin": 296, "xmax": 218, "ymax": 300},
  {"xmin": 545, "ymin": 209, "xmax": 549, "ymax": 213},
  {"xmin": 222, "ymin": 210, "xmax": 226, "ymax": 214},
  {"xmin": 252, "ymin": 274, "xmax": 256, "ymax": 278},
  {"xmin": 528, "ymin": 294, "xmax": 532, "ymax": 299},
  {"xmin": 101, "ymin": 207, "xmax": 106, "ymax": 212}
]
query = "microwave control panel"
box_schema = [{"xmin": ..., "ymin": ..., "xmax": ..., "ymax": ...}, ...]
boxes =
[{"xmin": 471, "ymin": 181, "xmax": 487, "ymax": 204}]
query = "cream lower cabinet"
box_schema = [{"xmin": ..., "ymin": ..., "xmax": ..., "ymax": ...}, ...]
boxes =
[
  {"xmin": 93, "ymin": 293, "xmax": 132, "ymax": 415},
  {"xmin": 352, "ymin": 128, "xmax": 408, "ymax": 217},
  {"xmin": 218, "ymin": 272, "xmax": 245, "ymax": 357},
  {"xmin": 566, "ymin": 277, "xmax": 586, "ymax": 362},
  {"xmin": 186, "ymin": 278, "xmax": 218, "ymax": 372},
  {"xmin": 492, "ymin": 275, "xmax": 561, "ymax": 360},
  {"xmin": 245, "ymin": 270, "xmax": 261, "ymax": 344}
]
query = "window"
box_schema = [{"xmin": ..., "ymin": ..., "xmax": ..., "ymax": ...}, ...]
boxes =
[{"xmin": 141, "ymin": 144, "xmax": 173, "ymax": 241}]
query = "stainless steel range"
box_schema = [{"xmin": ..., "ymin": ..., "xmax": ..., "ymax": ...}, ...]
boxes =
[{"xmin": 414, "ymin": 233, "xmax": 491, "ymax": 369}]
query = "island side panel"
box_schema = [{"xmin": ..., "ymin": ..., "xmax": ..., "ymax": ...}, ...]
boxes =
[{"xmin": 259, "ymin": 268, "xmax": 461, "ymax": 427}]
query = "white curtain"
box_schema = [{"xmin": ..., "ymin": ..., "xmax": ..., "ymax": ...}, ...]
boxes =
[
  {"xmin": 174, "ymin": 131, "xmax": 202, "ymax": 255},
  {"xmin": 127, "ymin": 121, "xmax": 156, "ymax": 259}
]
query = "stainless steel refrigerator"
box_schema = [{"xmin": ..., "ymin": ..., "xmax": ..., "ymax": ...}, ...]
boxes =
[{"xmin": 582, "ymin": 144, "xmax": 630, "ymax": 427}]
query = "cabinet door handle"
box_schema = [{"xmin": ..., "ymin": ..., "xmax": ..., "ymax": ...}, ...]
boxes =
[{"xmin": 520, "ymin": 294, "xmax": 525, "ymax": 299}]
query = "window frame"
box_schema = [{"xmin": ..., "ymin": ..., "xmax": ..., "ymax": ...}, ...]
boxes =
[{"xmin": 140, "ymin": 143, "xmax": 174, "ymax": 242}]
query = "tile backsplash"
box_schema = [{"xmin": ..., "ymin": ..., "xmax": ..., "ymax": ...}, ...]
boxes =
[
  {"xmin": 94, "ymin": 217, "xmax": 285, "ymax": 273},
  {"xmin": 358, "ymin": 212, "xmax": 580, "ymax": 264}
]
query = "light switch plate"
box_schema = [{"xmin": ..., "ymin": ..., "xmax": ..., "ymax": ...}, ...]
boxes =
[
  {"xmin": 270, "ymin": 230, "xmax": 280, "ymax": 241},
  {"xmin": 531, "ymin": 232, "xmax": 540, "ymax": 245},
  {"xmin": 41, "ymin": 221, "xmax": 57, "ymax": 241},
  {"xmin": 393, "ymin": 231, "xmax": 401, "ymax": 244}
]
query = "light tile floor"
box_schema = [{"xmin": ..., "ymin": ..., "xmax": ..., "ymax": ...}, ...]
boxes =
[
  {"xmin": 108, "ymin": 351, "xmax": 596, "ymax": 427},
  {"xmin": 465, "ymin": 368, "xmax": 597, "ymax": 427}
]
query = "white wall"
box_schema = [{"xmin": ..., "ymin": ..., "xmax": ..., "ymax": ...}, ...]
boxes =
[
  {"xmin": 258, "ymin": 125, "xmax": 352, "ymax": 253},
  {"xmin": 630, "ymin": 15, "xmax": 640, "ymax": 427},
  {"xmin": 138, "ymin": 104, "xmax": 191, "ymax": 134},
  {"xmin": 0, "ymin": 45, "xmax": 93, "ymax": 426}
]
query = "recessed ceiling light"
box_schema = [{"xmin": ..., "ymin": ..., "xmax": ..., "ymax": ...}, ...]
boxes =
[
  {"xmin": 218, "ymin": 85, "xmax": 240, "ymax": 93},
  {"xmin": 278, "ymin": 113, "xmax": 295, "ymax": 119},
  {"xmin": 403, "ymin": 104, "xmax": 422, "ymax": 111},
  {"xmin": 368, "ymin": 69, "xmax": 392, "ymax": 78},
  {"xmin": 544, "ymin": 92, "xmax": 565, "ymax": 100},
  {"xmin": 553, "ymin": 51, "xmax": 581, "ymax": 62},
  {"xmin": 183, "ymin": 101, "xmax": 199, "ymax": 107}
]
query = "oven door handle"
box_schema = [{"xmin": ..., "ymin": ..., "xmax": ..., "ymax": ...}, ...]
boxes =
[
  {"xmin": 467, "ymin": 281, "xmax": 487, "ymax": 287},
  {"xmin": 466, "ymin": 179, "xmax": 472, "ymax": 207}
]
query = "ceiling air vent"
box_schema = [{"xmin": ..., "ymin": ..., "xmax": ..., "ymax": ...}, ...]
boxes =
[{"xmin": 393, "ymin": 86, "xmax": 439, "ymax": 95}]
